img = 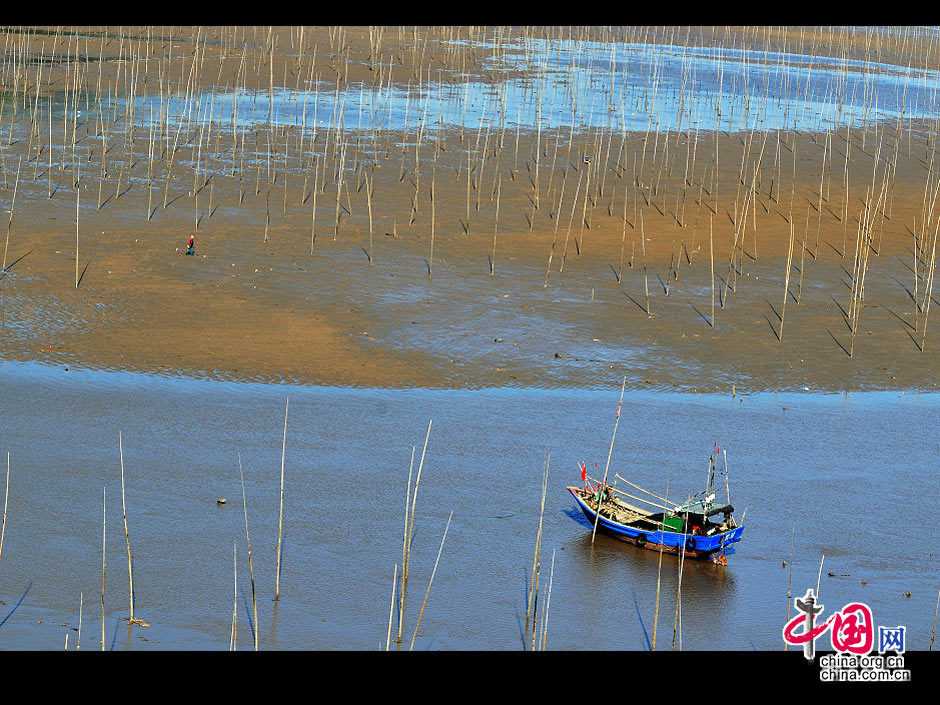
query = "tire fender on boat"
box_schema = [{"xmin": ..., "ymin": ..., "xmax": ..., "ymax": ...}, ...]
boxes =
[
  {"xmin": 635, "ymin": 533, "xmax": 647, "ymax": 547},
  {"xmin": 685, "ymin": 536, "xmax": 696, "ymax": 553}
]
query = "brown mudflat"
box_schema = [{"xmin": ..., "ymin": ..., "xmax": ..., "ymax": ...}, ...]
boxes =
[{"xmin": 2, "ymin": 26, "xmax": 939, "ymax": 392}]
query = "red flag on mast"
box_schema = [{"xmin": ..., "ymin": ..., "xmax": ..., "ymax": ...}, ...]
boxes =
[{"xmin": 580, "ymin": 462, "xmax": 587, "ymax": 482}]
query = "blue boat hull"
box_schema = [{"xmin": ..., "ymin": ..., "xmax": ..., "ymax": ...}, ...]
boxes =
[{"xmin": 567, "ymin": 486, "xmax": 744, "ymax": 559}]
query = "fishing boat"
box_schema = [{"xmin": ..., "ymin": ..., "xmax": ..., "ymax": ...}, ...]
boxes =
[{"xmin": 567, "ymin": 450, "xmax": 745, "ymax": 564}]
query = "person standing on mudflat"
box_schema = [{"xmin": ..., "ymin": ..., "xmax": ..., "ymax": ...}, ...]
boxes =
[{"xmin": 186, "ymin": 234, "xmax": 195, "ymax": 256}]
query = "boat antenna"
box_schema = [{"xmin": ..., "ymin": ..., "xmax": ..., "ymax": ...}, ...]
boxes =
[{"xmin": 591, "ymin": 377, "xmax": 626, "ymax": 545}]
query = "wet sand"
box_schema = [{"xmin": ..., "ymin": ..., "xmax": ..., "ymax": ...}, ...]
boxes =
[
  {"xmin": 2, "ymin": 26, "xmax": 939, "ymax": 392},
  {"xmin": 2, "ymin": 121, "xmax": 939, "ymax": 393}
]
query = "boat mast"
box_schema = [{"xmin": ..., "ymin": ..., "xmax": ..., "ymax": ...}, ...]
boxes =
[
  {"xmin": 723, "ymin": 449, "xmax": 731, "ymax": 508},
  {"xmin": 703, "ymin": 453, "xmax": 718, "ymax": 513},
  {"xmin": 591, "ymin": 377, "xmax": 627, "ymax": 544},
  {"xmin": 705, "ymin": 454, "xmax": 715, "ymax": 497}
]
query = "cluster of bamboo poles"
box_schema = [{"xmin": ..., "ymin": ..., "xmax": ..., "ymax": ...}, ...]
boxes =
[
  {"xmin": 229, "ymin": 396, "xmax": 289, "ymax": 650},
  {"xmin": 0, "ymin": 30, "xmax": 926, "ymax": 246},
  {"xmin": 2, "ymin": 24, "xmax": 940, "ymax": 378},
  {"xmin": 523, "ymin": 451, "xmax": 555, "ymax": 651},
  {"xmin": 5, "ymin": 381, "xmax": 940, "ymax": 649},
  {"xmin": 52, "ymin": 396, "xmax": 289, "ymax": 651},
  {"xmin": 70, "ymin": 431, "xmax": 151, "ymax": 652},
  {"xmin": 385, "ymin": 419, "xmax": 455, "ymax": 651}
]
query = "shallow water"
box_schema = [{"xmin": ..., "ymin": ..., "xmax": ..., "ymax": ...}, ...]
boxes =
[
  {"xmin": 103, "ymin": 37, "xmax": 940, "ymax": 137},
  {"xmin": 0, "ymin": 360, "xmax": 937, "ymax": 650}
]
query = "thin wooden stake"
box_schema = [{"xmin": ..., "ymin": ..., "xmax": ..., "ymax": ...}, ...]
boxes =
[
  {"xmin": 238, "ymin": 453, "xmax": 259, "ymax": 651},
  {"xmin": 274, "ymin": 396, "xmax": 289, "ymax": 601},
  {"xmin": 538, "ymin": 548, "xmax": 556, "ymax": 651},
  {"xmin": 100, "ymin": 486, "xmax": 107, "ymax": 652},
  {"xmin": 651, "ymin": 480, "xmax": 669, "ymax": 649},
  {"xmin": 816, "ymin": 554, "xmax": 826, "ymax": 597},
  {"xmin": 75, "ymin": 186, "xmax": 80, "ymax": 288},
  {"xmin": 230, "ymin": 542, "xmax": 238, "ymax": 651},
  {"xmin": 118, "ymin": 431, "xmax": 138, "ymax": 625},
  {"xmin": 780, "ymin": 219, "xmax": 795, "ymax": 341},
  {"xmin": 397, "ymin": 445, "xmax": 416, "ymax": 645},
  {"xmin": 709, "ymin": 216, "xmax": 716, "ymax": 327},
  {"xmin": 2, "ymin": 157, "xmax": 22, "ymax": 271},
  {"xmin": 77, "ymin": 592, "xmax": 83, "ymax": 650},
  {"xmin": 0, "ymin": 452, "xmax": 9, "ymax": 560},
  {"xmin": 592, "ymin": 378, "xmax": 627, "ymax": 544},
  {"xmin": 408, "ymin": 510, "xmax": 453, "ymax": 651},
  {"xmin": 929, "ymin": 589, "xmax": 940, "ymax": 651},
  {"xmin": 386, "ymin": 563, "xmax": 398, "ymax": 651},
  {"xmin": 526, "ymin": 451, "xmax": 550, "ymax": 648}
]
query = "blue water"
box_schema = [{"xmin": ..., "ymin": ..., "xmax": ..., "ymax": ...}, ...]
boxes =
[
  {"xmin": 0, "ymin": 359, "xmax": 938, "ymax": 650},
  {"xmin": 108, "ymin": 39, "xmax": 940, "ymax": 138}
]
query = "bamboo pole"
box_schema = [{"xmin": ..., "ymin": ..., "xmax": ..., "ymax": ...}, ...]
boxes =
[
  {"xmin": 274, "ymin": 396, "xmax": 289, "ymax": 601},
  {"xmin": 780, "ymin": 219, "xmax": 795, "ymax": 341},
  {"xmin": 672, "ymin": 505, "xmax": 689, "ymax": 650},
  {"xmin": 385, "ymin": 563, "xmax": 398, "ymax": 651},
  {"xmin": 238, "ymin": 453, "xmax": 259, "ymax": 651},
  {"xmin": 366, "ymin": 171, "xmax": 374, "ymax": 265},
  {"xmin": 400, "ymin": 420, "xmax": 432, "ymax": 644},
  {"xmin": 310, "ymin": 156, "xmax": 319, "ymax": 254},
  {"xmin": 397, "ymin": 446, "xmax": 415, "ymax": 645},
  {"xmin": 2, "ymin": 156, "xmax": 22, "ymax": 272},
  {"xmin": 75, "ymin": 186, "xmax": 80, "ymax": 288},
  {"xmin": 816, "ymin": 554, "xmax": 826, "ymax": 597},
  {"xmin": 591, "ymin": 377, "xmax": 627, "ymax": 544},
  {"xmin": 785, "ymin": 526, "xmax": 794, "ymax": 651},
  {"xmin": 526, "ymin": 451, "xmax": 550, "ymax": 648},
  {"xmin": 929, "ymin": 589, "xmax": 939, "ymax": 651},
  {"xmin": 491, "ymin": 174, "xmax": 501, "ymax": 276},
  {"xmin": 100, "ymin": 486, "xmax": 107, "ymax": 652},
  {"xmin": 408, "ymin": 510, "xmax": 453, "ymax": 651},
  {"xmin": 920, "ymin": 215, "xmax": 939, "ymax": 350},
  {"xmin": 651, "ymin": 481, "xmax": 669, "ymax": 650},
  {"xmin": 709, "ymin": 215, "xmax": 715, "ymax": 327},
  {"xmin": 230, "ymin": 542, "xmax": 238, "ymax": 651},
  {"xmin": 577, "ymin": 159, "xmax": 592, "ymax": 254},
  {"xmin": 428, "ymin": 171, "xmax": 435, "ymax": 279},
  {"xmin": 0, "ymin": 452, "xmax": 9, "ymax": 560},
  {"xmin": 618, "ymin": 180, "xmax": 629, "ymax": 283},
  {"xmin": 118, "ymin": 431, "xmax": 141, "ymax": 626},
  {"xmin": 798, "ymin": 205, "xmax": 809, "ymax": 303},
  {"xmin": 560, "ymin": 167, "xmax": 584, "ymax": 273},
  {"xmin": 538, "ymin": 548, "xmax": 556, "ymax": 651}
]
